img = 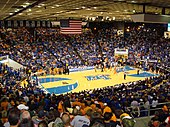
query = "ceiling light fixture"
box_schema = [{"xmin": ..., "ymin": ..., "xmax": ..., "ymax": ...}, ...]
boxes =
[
  {"xmin": 25, "ymin": 2, "xmax": 30, "ymax": 5},
  {"xmin": 55, "ymin": 4, "xmax": 60, "ymax": 7},
  {"xmin": 66, "ymin": 11, "xmax": 76, "ymax": 13},
  {"xmin": 86, "ymin": 8, "xmax": 91, "ymax": 10},
  {"xmin": 131, "ymin": 1, "xmax": 136, "ymax": 3},
  {"xmin": 22, "ymin": 5, "xmax": 27, "ymax": 8},
  {"xmin": 93, "ymin": 7, "xmax": 97, "ymax": 9},
  {"xmin": 82, "ymin": 6, "xmax": 86, "ymax": 9},
  {"xmin": 40, "ymin": 4, "xmax": 45, "ymax": 6},
  {"xmin": 36, "ymin": 10, "xmax": 42, "ymax": 12}
]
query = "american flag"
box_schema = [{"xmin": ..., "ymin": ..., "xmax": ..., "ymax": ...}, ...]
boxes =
[{"xmin": 60, "ymin": 20, "xmax": 82, "ymax": 34}]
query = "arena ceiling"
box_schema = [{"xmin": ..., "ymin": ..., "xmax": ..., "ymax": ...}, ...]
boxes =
[{"xmin": 1, "ymin": 0, "xmax": 170, "ymax": 21}]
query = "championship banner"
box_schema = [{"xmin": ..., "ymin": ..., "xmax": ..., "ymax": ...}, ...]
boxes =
[
  {"xmin": 20, "ymin": 21, "xmax": 23, "ymax": 27},
  {"xmin": 7, "ymin": 21, "xmax": 11, "ymax": 27},
  {"xmin": 42, "ymin": 21, "xmax": 46, "ymax": 27},
  {"xmin": 0, "ymin": 21, "xmax": 5, "ymax": 28},
  {"xmin": 31, "ymin": 21, "xmax": 35, "ymax": 27},
  {"xmin": 37, "ymin": 21, "xmax": 41, "ymax": 27},
  {"xmin": 14, "ymin": 21, "xmax": 18, "ymax": 27},
  {"xmin": 26, "ymin": 21, "xmax": 30, "ymax": 27},
  {"xmin": 47, "ymin": 21, "xmax": 51, "ymax": 27}
]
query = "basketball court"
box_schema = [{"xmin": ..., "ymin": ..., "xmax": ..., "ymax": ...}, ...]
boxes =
[{"xmin": 36, "ymin": 66, "xmax": 158, "ymax": 95}]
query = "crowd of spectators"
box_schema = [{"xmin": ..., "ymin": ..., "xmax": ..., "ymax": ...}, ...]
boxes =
[
  {"xmin": 0, "ymin": 64, "xmax": 169, "ymax": 127},
  {"xmin": 0, "ymin": 26, "xmax": 170, "ymax": 71},
  {"xmin": 0, "ymin": 26, "xmax": 170, "ymax": 127}
]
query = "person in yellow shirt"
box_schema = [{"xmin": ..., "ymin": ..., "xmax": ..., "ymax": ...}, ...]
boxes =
[
  {"xmin": 83, "ymin": 106, "xmax": 92, "ymax": 115},
  {"xmin": 103, "ymin": 105, "xmax": 117, "ymax": 122},
  {"xmin": 71, "ymin": 99, "xmax": 82, "ymax": 107},
  {"xmin": 120, "ymin": 113, "xmax": 136, "ymax": 127},
  {"xmin": 58, "ymin": 101, "xmax": 64, "ymax": 114}
]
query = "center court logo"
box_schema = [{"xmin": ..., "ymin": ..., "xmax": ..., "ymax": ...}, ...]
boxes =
[
  {"xmin": 85, "ymin": 75, "xmax": 111, "ymax": 81},
  {"xmin": 38, "ymin": 77, "xmax": 78, "ymax": 94}
]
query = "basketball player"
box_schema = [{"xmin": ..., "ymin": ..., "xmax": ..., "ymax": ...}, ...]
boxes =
[
  {"xmin": 113, "ymin": 66, "xmax": 117, "ymax": 75},
  {"xmin": 124, "ymin": 71, "xmax": 127, "ymax": 80},
  {"xmin": 109, "ymin": 62, "xmax": 113, "ymax": 71},
  {"xmin": 104, "ymin": 62, "xmax": 107, "ymax": 72},
  {"xmin": 66, "ymin": 63, "xmax": 69, "ymax": 75},
  {"xmin": 137, "ymin": 69, "xmax": 140, "ymax": 75},
  {"xmin": 95, "ymin": 64, "xmax": 97, "ymax": 72},
  {"xmin": 101, "ymin": 62, "xmax": 104, "ymax": 72}
]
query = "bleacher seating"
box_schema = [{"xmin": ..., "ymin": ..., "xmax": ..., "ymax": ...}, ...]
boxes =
[{"xmin": 0, "ymin": 27, "xmax": 169, "ymax": 127}]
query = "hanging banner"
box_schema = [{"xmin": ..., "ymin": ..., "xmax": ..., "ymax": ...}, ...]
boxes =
[
  {"xmin": 47, "ymin": 21, "xmax": 51, "ymax": 27},
  {"xmin": 31, "ymin": 21, "xmax": 35, "ymax": 27},
  {"xmin": 14, "ymin": 21, "xmax": 18, "ymax": 27},
  {"xmin": 7, "ymin": 21, "xmax": 11, "ymax": 27},
  {"xmin": 26, "ymin": 21, "xmax": 30, "ymax": 27},
  {"xmin": 20, "ymin": 21, "xmax": 23, "ymax": 27},
  {"xmin": 37, "ymin": 21, "xmax": 41, "ymax": 27},
  {"xmin": 1, "ymin": 21, "xmax": 5, "ymax": 28},
  {"xmin": 42, "ymin": 21, "xmax": 46, "ymax": 27}
]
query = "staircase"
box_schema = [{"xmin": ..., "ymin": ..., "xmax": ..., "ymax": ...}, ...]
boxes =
[
  {"xmin": 67, "ymin": 38, "xmax": 86, "ymax": 65},
  {"xmin": 41, "ymin": 43, "xmax": 64, "ymax": 66},
  {"xmin": 134, "ymin": 116, "xmax": 151, "ymax": 127},
  {"xmin": 95, "ymin": 37, "xmax": 104, "ymax": 62}
]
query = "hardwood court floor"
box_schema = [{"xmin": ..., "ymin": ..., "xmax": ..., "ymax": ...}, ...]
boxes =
[{"xmin": 37, "ymin": 66, "xmax": 158, "ymax": 94}]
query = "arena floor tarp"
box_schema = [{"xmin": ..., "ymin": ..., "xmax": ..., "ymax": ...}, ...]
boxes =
[{"xmin": 37, "ymin": 66, "xmax": 158, "ymax": 94}]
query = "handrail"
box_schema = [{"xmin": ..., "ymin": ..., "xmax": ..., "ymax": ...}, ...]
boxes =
[
  {"xmin": 157, "ymin": 65, "xmax": 170, "ymax": 72},
  {"xmin": 126, "ymin": 101, "xmax": 170, "ymax": 117}
]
